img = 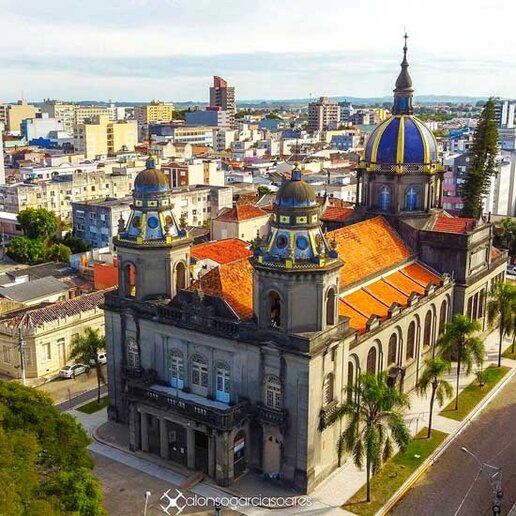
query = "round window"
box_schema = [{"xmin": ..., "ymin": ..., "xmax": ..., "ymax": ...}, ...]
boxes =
[
  {"xmin": 276, "ymin": 234, "xmax": 288, "ymax": 249},
  {"xmin": 147, "ymin": 216, "xmax": 159, "ymax": 229},
  {"xmin": 296, "ymin": 235, "xmax": 309, "ymax": 250}
]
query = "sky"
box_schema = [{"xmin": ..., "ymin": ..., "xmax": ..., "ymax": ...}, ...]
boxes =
[{"xmin": 0, "ymin": 0, "xmax": 515, "ymax": 102}]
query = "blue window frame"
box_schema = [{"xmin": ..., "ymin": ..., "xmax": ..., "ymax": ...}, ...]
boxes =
[
  {"xmin": 405, "ymin": 187, "xmax": 418, "ymax": 211},
  {"xmin": 378, "ymin": 186, "xmax": 392, "ymax": 211}
]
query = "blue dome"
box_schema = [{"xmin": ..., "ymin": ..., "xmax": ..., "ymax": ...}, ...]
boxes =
[{"xmin": 364, "ymin": 115, "xmax": 438, "ymax": 166}]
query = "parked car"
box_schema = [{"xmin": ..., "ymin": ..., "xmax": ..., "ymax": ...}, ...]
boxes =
[
  {"xmin": 89, "ymin": 352, "xmax": 107, "ymax": 366},
  {"xmin": 59, "ymin": 363, "xmax": 89, "ymax": 379},
  {"xmin": 507, "ymin": 265, "xmax": 516, "ymax": 277}
]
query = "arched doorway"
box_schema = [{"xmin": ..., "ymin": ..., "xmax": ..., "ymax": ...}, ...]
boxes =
[
  {"xmin": 233, "ymin": 431, "xmax": 246, "ymax": 478},
  {"xmin": 406, "ymin": 321, "xmax": 416, "ymax": 360},
  {"xmin": 326, "ymin": 288, "xmax": 336, "ymax": 326},
  {"xmin": 423, "ymin": 311, "xmax": 432, "ymax": 347},
  {"xmin": 268, "ymin": 291, "xmax": 281, "ymax": 328},
  {"xmin": 175, "ymin": 262, "xmax": 186, "ymax": 293},
  {"xmin": 367, "ymin": 347, "xmax": 377, "ymax": 374},
  {"xmin": 263, "ymin": 433, "xmax": 281, "ymax": 478},
  {"xmin": 124, "ymin": 263, "xmax": 136, "ymax": 297},
  {"xmin": 388, "ymin": 333, "xmax": 397, "ymax": 366}
]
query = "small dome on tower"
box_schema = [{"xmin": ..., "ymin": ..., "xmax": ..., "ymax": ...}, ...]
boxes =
[
  {"xmin": 134, "ymin": 157, "xmax": 169, "ymax": 193},
  {"xmin": 275, "ymin": 164, "xmax": 317, "ymax": 207}
]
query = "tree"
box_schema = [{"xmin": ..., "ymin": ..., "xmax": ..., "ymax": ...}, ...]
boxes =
[
  {"xmin": 437, "ymin": 314, "xmax": 484, "ymax": 410},
  {"xmin": 460, "ymin": 99, "xmax": 499, "ymax": 219},
  {"xmin": 7, "ymin": 236, "xmax": 47, "ymax": 265},
  {"xmin": 46, "ymin": 242, "xmax": 72, "ymax": 263},
  {"xmin": 327, "ymin": 372, "xmax": 410, "ymax": 503},
  {"xmin": 487, "ymin": 282, "xmax": 516, "ymax": 367},
  {"xmin": 17, "ymin": 208, "xmax": 58, "ymax": 239},
  {"xmin": 0, "ymin": 382, "xmax": 105, "ymax": 515},
  {"xmin": 493, "ymin": 217, "xmax": 516, "ymax": 258},
  {"xmin": 62, "ymin": 233, "xmax": 92, "ymax": 254},
  {"xmin": 70, "ymin": 328, "xmax": 106, "ymax": 403},
  {"xmin": 416, "ymin": 357, "xmax": 454, "ymax": 438},
  {"xmin": 257, "ymin": 185, "xmax": 273, "ymax": 197}
]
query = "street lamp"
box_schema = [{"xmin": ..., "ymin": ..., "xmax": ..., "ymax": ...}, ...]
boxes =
[
  {"xmin": 144, "ymin": 491, "xmax": 151, "ymax": 516},
  {"xmin": 460, "ymin": 447, "xmax": 503, "ymax": 515}
]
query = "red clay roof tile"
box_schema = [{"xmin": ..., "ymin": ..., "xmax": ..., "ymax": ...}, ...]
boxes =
[
  {"xmin": 191, "ymin": 239, "xmax": 252, "ymax": 265},
  {"xmin": 215, "ymin": 204, "xmax": 269, "ymax": 223},
  {"xmin": 432, "ymin": 214, "xmax": 475, "ymax": 234}
]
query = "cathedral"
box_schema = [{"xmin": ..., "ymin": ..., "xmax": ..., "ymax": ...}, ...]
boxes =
[{"xmin": 104, "ymin": 40, "xmax": 507, "ymax": 493}]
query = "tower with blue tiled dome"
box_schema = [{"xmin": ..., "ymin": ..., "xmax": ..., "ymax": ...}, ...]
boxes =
[
  {"xmin": 252, "ymin": 164, "xmax": 343, "ymax": 334},
  {"xmin": 357, "ymin": 34, "xmax": 444, "ymax": 216},
  {"xmin": 114, "ymin": 157, "xmax": 192, "ymax": 301}
]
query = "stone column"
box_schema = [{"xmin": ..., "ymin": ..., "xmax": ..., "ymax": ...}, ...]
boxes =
[
  {"xmin": 208, "ymin": 433, "xmax": 216, "ymax": 478},
  {"xmin": 140, "ymin": 411, "xmax": 149, "ymax": 452},
  {"xmin": 186, "ymin": 427, "xmax": 196, "ymax": 469},
  {"xmin": 160, "ymin": 419, "xmax": 169, "ymax": 460},
  {"xmin": 129, "ymin": 404, "xmax": 141, "ymax": 451},
  {"xmin": 215, "ymin": 431, "xmax": 231, "ymax": 486}
]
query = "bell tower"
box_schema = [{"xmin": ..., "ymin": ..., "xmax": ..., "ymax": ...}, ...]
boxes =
[
  {"xmin": 251, "ymin": 164, "xmax": 343, "ymax": 334},
  {"xmin": 114, "ymin": 157, "xmax": 192, "ymax": 301}
]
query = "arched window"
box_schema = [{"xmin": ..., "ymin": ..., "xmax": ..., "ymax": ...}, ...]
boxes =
[
  {"xmin": 439, "ymin": 300, "xmax": 447, "ymax": 336},
  {"xmin": 347, "ymin": 361, "xmax": 354, "ymax": 402},
  {"xmin": 388, "ymin": 334, "xmax": 397, "ymax": 365},
  {"xmin": 405, "ymin": 187, "xmax": 418, "ymax": 211},
  {"xmin": 423, "ymin": 311, "xmax": 432, "ymax": 347},
  {"xmin": 124, "ymin": 263, "xmax": 136, "ymax": 297},
  {"xmin": 168, "ymin": 350, "xmax": 184, "ymax": 389},
  {"xmin": 268, "ymin": 291, "xmax": 281, "ymax": 328},
  {"xmin": 406, "ymin": 321, "xmax": 416, "ymax": 360},
  {"xmin": 215, "ymin": 362, "xmax": 231, "ymax": 403},
  {"xmin": 326, "ymin": 289, "xmax": 336, "ymax": 326},
  {"xmin": 175, "ymin": 262, "xmax": 187, "ymax": 293},
  {"xmin": 366, "ymin": 347, "xmax": 377, "ymax": 375},
  {"xmin": 472, "ymin": 293, "xmax": 479, "ymax": 320},
  {"xmin": 265, "ymin": 376, "xmax": 282, "ymax": 410},
  {"xmin": 323, "ymin": 373, "xmax": 334, "ymax": 405},
  {"xmin": 378, "ymin": 185, "xmax": 392, "ymax": 211},
  {"xmin": 127, "ymin": 338, "xmax": 140, "ymax": 369},
  {"xmin": 191, "ymin": 354, "xmax": 208, "ymax": 394}
]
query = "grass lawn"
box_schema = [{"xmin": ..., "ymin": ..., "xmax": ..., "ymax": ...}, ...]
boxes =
[
  {"xmin": 440, "ymin": 365, "xmax": 510, "ymax": 421},
  {"xmin": 344, "ymin": 428, "xmax": 448, "ymax": 516},
  {"xmin": 77, "ymin": 395, "xmax": 109, "ymax": 414},
  {"xmin": 503, "ymin": 344, "xmax": 516, "ymax": 360}
]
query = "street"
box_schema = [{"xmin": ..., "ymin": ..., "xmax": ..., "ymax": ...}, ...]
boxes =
[{"xmin": 391, "ymin": 372, "xmax": 516, "ymax": 516}]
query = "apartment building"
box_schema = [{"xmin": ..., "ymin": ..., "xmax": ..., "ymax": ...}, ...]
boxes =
[
  {"xmin": 41, "ymin": 100, "xmax": 76, "ymax": 134},
  {"xmin": 6, "ymin": 100, "xmax": 38, "ymax": 135},
  {"xmin": 134, "ymin": 100, "xmax": 174, "ymax": 125},
  {"xmin": 161, "ymin": 159, "xmax": 225, "ymax": 188},
  {"xmin": 209, "ymin": 76, "xmax": 236, "ymax": 128},
  {"xmin": 150, "ymin": 124, "xmax": 214, "ymax": 147},
  {"xmin": 308, "ymin": 97, "xmax": 340, "ymax": 132}
]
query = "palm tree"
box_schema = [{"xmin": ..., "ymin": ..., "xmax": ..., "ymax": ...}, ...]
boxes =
[
  {"xmin": 416, "ymin": 357, "xmax": 454, "ymax": 438},
  {"xmin": 437, "ymin": 314, "xmax": 484, "ymax": 411},
  {"xmin": 69, "ymin": 328, "xmax": 106, "ymax": 403},
  {"xmin": 327, "ymin": 372, "xmax": 410, "ymax": 503},
  {"xmin": 487, "ymin": 281, "xmax": 516, "ymax": 367}
]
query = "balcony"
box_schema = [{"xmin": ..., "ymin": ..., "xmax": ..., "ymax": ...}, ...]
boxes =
[
  {"xmin": 318, "ymin": 400, "xmax": 339, "ymax": 430},
  {"xmin": 126, "ymin": 383, "xmax": 250, "ymax": 432},
  {"xmin": 256, "ymin": 403, "xmax": 288, "ymax": 427}
]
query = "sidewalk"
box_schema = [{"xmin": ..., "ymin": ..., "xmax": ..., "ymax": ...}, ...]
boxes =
[{"xmin": 309, "ymin": 329, "xmax": 516, "ymax": 511}]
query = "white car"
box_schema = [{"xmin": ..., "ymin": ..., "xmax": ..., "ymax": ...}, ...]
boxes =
[
  {"xmin": 59, "ymin": 363, "xmax": 89, "ymax": 379},
  {"xmin": 507, "ymin": 265, "xmax": 516, "ymax": 277},
  {"xmin": 89, "ymin": 352, "xmax": 107, "ymax": 366}
]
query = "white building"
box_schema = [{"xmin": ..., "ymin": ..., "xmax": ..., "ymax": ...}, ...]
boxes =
[
  {"xmin": 21, "ymin": 113, "xmax": 65, "ymax": 142},
  {"xmin": 484, "ymin": 151, "xmax": 516, "ymax": 216},
  {"xmin": 0, "ymin": 123, "xmax": 5, "ymax": 185}
]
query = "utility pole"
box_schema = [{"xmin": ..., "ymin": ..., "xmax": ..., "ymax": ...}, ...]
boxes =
[
  {"xmin": 461, "ymin": 447, "xmax": 503, "ymax": 514},
  {"xmin": 18, "ymin": 326, "xmax": 26, "ymax": 386}
]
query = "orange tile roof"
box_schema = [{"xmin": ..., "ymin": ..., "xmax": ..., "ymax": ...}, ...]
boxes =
[
  {"xmin": 432, "ymin": 214, "xmax": 475, "ymax": 234},
  {"xmin": 340, "ymin": 262, "xmax": 442, "ymax": 333},
  {"xmin": 321, "ymin": 206, "xmax": 354, "ymax": 222},
  {"xmin": 215, "ymin": 204, "xmax": 269, "ymax": 222},
  {"xmin": 328, "ymin": 216, "xmax": 412, "ymax": 288},
  {"xmin": 192, "ymin": 257, "xmax": 253, "ymax": 319},
  {"xmin": 191, "ymin": 239, "xmax": 252, "ymax": 265}
]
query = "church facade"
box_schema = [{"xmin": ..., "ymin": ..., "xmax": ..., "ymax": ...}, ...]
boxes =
[{"xmin": 104, "ymin": 41, "xmax": 507, "ymax": 493}]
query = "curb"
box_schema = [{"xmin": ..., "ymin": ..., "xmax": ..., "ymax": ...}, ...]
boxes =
[{"xmin": 378, "ymin": 365, "xmax": 516, "ymax": 515}]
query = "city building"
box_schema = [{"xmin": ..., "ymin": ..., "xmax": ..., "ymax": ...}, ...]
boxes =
[
  {"xmin": 0, "ymin": 122, "xmax": 5, "ymax": 184},
  {"xmin": 134, "ymin": 100, "xmax": 174, "ymax": 126},
  {"xmin": 150, "ymin": 124, "xmax": 214, "ymax": 147},
  {"xmin": 0, "ymin": 104, "xmax": 8, "ymax": 126},
  {"xmin": 104, "ymin": 38, "xmax": 506, "ymax": 494},
  {"xmin": 185, "ymin": 107, "xmax": 232, "ymax": 128},
  {"xmin": 210, "ymin": 76, "xmax": 236, "ymax": 128},
  {"xmin": 161, "ymin": 159, "xmax": 225, "ymax": 188},
  {"xmin": 74, "ymin": 105, "xmax": 111, "ymax": 125},
  {"xmin": 484, "ymin": 153, "xmax": 516, "ymax": 216},
  {"xmin": 21, "ymin": 113, "xmax": 64, "ymax": 143},
  {"xmin": 0, "ymin": 168, "xmax": 133, "ymax": 220},
  {"xmin": 74, "ymin": 115, "xmax": 138, "ymax": 159},
  {"xmin": 41, "ymin": 99, "xmax": 76, "ymax": 134},
  {"xmin": 0, "ymin": 289, "xmax": 107, "ymax": 379},
  {"xmin": 494, "ymin": 99, "xmax": 515, "ymax": 129},
  {"xmin": 338, "ymin": 100, "xmax": 354, "ymax": 123},
  {"xmin": 211, "ymin": 203, "xmax": 270, "ymax": 241},
  {"xmin": 6, "ymin": 100, "xmax": 38, "ymax": 135},
  {"xmin": 308, "ymin": 97, "xmax": 341, "ymax": 132}
]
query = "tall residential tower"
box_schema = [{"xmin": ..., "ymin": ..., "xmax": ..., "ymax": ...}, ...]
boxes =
[{"xmin": 209, "ymin": 76, "xmax": 236, "ymax": 128}]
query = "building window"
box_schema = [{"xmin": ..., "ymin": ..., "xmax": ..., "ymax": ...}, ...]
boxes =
[
  {"xmin": 127, "ymin": 338, "xmax": 140, "ymax": 369},
  {"xmin": 326, "ymin": 288, "xmax": 336, "ymax": 326},
  {"xmin": 42, "ymin": 342, "xmax": 51, "ymax": 361},
  {"xmin": 347, "ymin": 361, "xmax": 354, "ymax": 402},
  {"xmin": 124, "ymin": 263, "xmax": 136, "ymax": 298},
  {"xmin": 406, "ymin": 321, "xmax": 416, "ymax": 360},
  {"xmin": 366, "ymin": 347, "xmax": 377, "ymax": 374},
  {"xmin": 168, "ymin": 350, "xmax": 184, "ymax": 389},
  {"xmin": 378, "ymin": 185, "xmax": 392, "ymax": 211},
  {"xmin": 405, "ymin": 187, "xmax": 418, "ymax": 211},
  {"xmin": 215, "ymin": 362, "xmax": 231, "ymax": 403},
  {"xmin": 175, "ymin": 262, "xmax": 187, "ymax": 293},
  {"xmin": 3, "ymin": 345, "xmax": 11, "ymax": 364},
  {"xmin": 268, "ymin": 291, "xmax": 281, "ymax": 328},
  {"xmin": 423, "ymin": 311, "xmax": 432, "ymax": 347},
  {"xmin": 478, "ymin": 290, "xmax": 485, "ymax": 319},
  {"xmin": 388, "ymin": 334, "xmax": 397, "ymax": 365},
  {"xmin": 323, "ymin": 373, "xmax": 334, "ymax": 405},
  {"xmin": 24, "ymin": 347, "xmax": 32, "ymax": 366},
  {"xmin": 439, "ymin": 300, "xmax": 447, "ymax": 336},
  {"xmin": 191, "ymin": 354, "xmax": 208, "ymax": 390},
  {"xmin": 265, "ymin": 375, "xmax": 282, "ymax": 410}
]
